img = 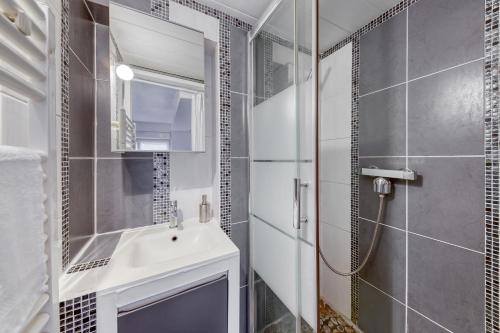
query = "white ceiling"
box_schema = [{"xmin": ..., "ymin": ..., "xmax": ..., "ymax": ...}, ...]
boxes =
[
  {"xmin": 110, "ymin": 4, "xmax": 205, "ymax": 80},
  {"xmin": 194, "ymin": 0, "xmax": 400, "ymax": 51}
]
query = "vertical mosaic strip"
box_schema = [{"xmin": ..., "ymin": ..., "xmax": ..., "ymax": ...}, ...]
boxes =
[
  {"xmin": 61, "ymin": 0, "xmax": 70, "ymax": 269},
  {"xmin": 59, "ymin": 293, "xmax": 97, "ymax": 333},
  {"xmin": 153, "ymin": 152, "xmax": 170, "ymax": 224},
  {"xmin": 485, "ymin": 1, "xmax": 500, "ymax": 332}
]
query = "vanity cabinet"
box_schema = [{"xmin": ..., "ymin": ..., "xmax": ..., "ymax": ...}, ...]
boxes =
[{"xmin": 117, "ymin": 277, "xmax": 228, "ymax": 333}]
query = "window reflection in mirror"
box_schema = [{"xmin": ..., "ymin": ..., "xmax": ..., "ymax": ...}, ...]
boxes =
[{"xmin": 109, "ymin": 3, "xmax": 206, "ymax": 152}]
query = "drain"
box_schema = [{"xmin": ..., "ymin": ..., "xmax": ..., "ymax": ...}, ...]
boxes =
[{"xmin": 172, "ymin": 235, "xmax": 178, "ymax": 242}]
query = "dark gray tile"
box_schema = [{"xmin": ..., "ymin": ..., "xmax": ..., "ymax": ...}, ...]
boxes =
[
  {"xmin": 359, "ymin": 219, "xmax": 406, "ymax": 302},
  {"xmin": 359, "ymin": 279, "xmax": 406, "ymax": 333},
  {"xmin": 360, "ymin": 11, "xmax": 407, "ymax": 94},
  {"xmin": 231, "ymin": 93, "xmax": 248, "ymax": 157},
  {"xmin": 408, "ymin": 61, "xmax": 484, "ymax": 156},
  {"xmin": 265, "ymin": 283, "xmax": 291, "ymax": 326},
  {"xmin": 96, "ymin": 158, "xmax": 153, "ymax": 233},
  {"xmin": 86, "ymin": 0, "xmax": 109, "ymax": 25},
  {"xmin": 112, "ymin": 0, "xmax": 150, "ymax": 12},
  {"xmin": 95, "ymin": 24, "xmax": 110, "ymax": 81},
  {"xmin": 96, "ymin": 80, "xmax": 112, "ymax": 157},
  {"xmin": 232, "ymin": 222, "xmax": 249, "ymax": 286},
  {"xmin": 254, "ymin": 278, "xmax": 266, "ymax": 330},
  {"xmin": 69, "ymin": 0, "xmax": 95, "ymax": 74},
  {"xmin": 408, "ymin": 234, "xmax": 485, "ymax": 333},
  {"xmin": 408, "ymin": 157, "xmax": 484, "ymax": 251},
  {"xmin": 408, "ymin": 0, "xmax": 485, "ymax": 79},
  {"xmin": 76, "ymin": 232, "xmax": 121, "ymax": 264},
  {"xmin": 408, "ymin": 308, "xmax": 450, "ymax": 333},
  {"xmin": 69, "ymin": 53, "xmax": 95, "ymax": 157},
  {"xmin": 359, "ymin": 85, "xmax": 406, "ymax": 157},
  {"xmin": 240, "ymin": 286, "xmax": 248, "ymax": 333},
  {"xmin": 359, "ymin": 158, "xmax": 406, "ymax": 229},
  {"xmin": 230, "ymin": 26, "xmax": 248, "ymax": 95},
  {"xmin": 69, "ymin": 159, "xmax": 94, "ymax": 260},
  {"xmin": 231, "ymin": 158, "xmax": 249, "ymax": 224},
  {"xmin": 253, "ymin": 37, "xmax": 266, "ymax": 101}
]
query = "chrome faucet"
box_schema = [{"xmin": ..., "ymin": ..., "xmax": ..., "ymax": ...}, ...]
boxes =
[{"xmin": 169, "ymin": 200, "xmax": 178, "ymax": 229}]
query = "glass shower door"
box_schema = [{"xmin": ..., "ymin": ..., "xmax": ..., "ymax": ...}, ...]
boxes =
[{"xmin": 248, "ymin": 0, "xmax": 315, "ymax": 331}]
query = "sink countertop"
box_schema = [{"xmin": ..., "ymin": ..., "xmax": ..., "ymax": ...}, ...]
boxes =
[{"xmin": 59, "ymin": 219, "xmax": 239, "ymax": 301}]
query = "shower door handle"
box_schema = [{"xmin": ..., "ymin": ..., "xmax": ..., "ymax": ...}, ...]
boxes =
[{"xmin": 293, "ymin": 178, "xmax": 308, "ymax": 230}]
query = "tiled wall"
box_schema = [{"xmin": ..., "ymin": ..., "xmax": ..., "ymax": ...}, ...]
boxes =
[
  {"xmin": 229, "ymin": 25, "xmax": 251, "ymax": 333},
  {"xmin": 67, "ymin": 0, "xmax": 96, "ymax": 261},
  {"xmin": 356, "ymin": 0, "xmax": 485, "ymax": 331}
]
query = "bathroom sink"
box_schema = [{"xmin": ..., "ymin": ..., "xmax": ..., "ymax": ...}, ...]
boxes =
[
  {"xmin": 110, "ymin": 219, "xmax": 236, "ymax": 272},
  {"xmin": 118, "ymin": 223, "xmax": 219, "ymax": 268}
]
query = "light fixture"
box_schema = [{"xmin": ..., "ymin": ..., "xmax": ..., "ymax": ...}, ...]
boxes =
[{"xmin": 116, "ymin": 64, "xmax": 134, "ymax": 81}]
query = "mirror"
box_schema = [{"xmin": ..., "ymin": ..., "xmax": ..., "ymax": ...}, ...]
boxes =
[{"xmin": 109, "ymin": 3, "xmax": 206, "ymax": 152}]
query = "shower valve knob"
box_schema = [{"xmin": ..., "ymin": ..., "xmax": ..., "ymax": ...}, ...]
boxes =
[{"xmin": 373, "ymin": 177, "xmax": 391, "ymax": 195}]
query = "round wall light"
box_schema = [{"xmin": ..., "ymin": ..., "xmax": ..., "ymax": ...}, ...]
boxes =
[{"xmin": 116, "ymin": 64, "xmax": 134, "ymax": 81}]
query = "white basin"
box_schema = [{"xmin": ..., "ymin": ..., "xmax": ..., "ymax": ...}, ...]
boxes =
[{"xmin": 115, "ymin": 222, "xmax": 220, "ymax": 268}]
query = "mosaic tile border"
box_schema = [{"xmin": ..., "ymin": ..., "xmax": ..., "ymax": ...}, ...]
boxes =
[
  {"xmin": 153, "ymin": 152, "xmax": 170, "ymax": 224},
  {"xmin": 61, "ymin": 0, "xmax": 70, "ymax": 269},
  {"xmin": 59, "ymin": 293, "xmax": 97, "ymax": 333},
  {"xmin": 67, "ymin": 258, "xmax": 111, "ymax": 274},
  {"xmin": 484, "ymin": 1, "xmax": 500, "ymax": 332}
]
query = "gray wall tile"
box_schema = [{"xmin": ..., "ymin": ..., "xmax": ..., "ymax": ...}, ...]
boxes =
[
  {"xmin": 359, "ymin": 219, "xmax": 406, "ymax": 302},
  {"xmin": 231, "ymin": 93, "xmax": 248, "ymax": 157},
  {"xmin": 360, "ymin": 158, "xmax": 406, "ymax": 229},
  {"xmin": 96, "ymin": 80, "xmax": 113, "ymax": 157},
  {"xmin": 95, "ymin": 24, "xmax": 110, "ymax": 81},
  {"xmin": 408, "ymin": 157, "xmax": 484, "ymax": 251},
  {"xmin": 408, "ymin": 234, "xmax": 485, "ymax": 333},
  {"xmin": 69, "ymin": 0, "xmax": 95, "ymax": 74},
  {"xmin": 231, "ymin": 158, "xmax": 249, "ymax": 224},
  {"xmin": 240, "ymin": 286, "xmax": 248, "ymax": 333},
  {"xmin": 69, "ymin": 53, "xmax": 95, "ymax": 157},
  {"xmin": 408, "ymin": 61, "xmax": 484, "ymax": 156},
  {"xmin": 232, "ymin": 222, "xmax": 249, "ymax": 286},
  {"xmin": 96, "ymin": 158, "xmax": 153, "ymax": 233},
  {"xmin": 230, "ymin": 26, "xmax": 248, "ymax": 95},
  {"xmin": 69, "ymin": 159, "xmax": 94, "ymax": 260},
  {"xmin": 359, "ymin": 280, "xmax": 406, "ymax": 333},
  {"xmin": 77, "ymin": 232, "xmax": 121, "ymax": 264},
  {"xmin": 359, "ymin": 85, "xmax": 406, "ymax": 157},
  {"xmin": 407, "ymin": 309, "xmax": 450, "ymax": 333},
  {"xmin": 359, "ymin": 11, "xmax": 407, "ymax": 94},
  {"xmin": 112, "ymin": 0, "xmax": 150, "ymax": 12},
  {"xmin": 408, "ymin": 0, "xmax": 485, "ymax": 79}
]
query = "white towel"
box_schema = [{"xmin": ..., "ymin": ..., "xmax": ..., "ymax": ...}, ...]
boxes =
[{"xmin": 0, "ymin": 146, "xmax": 48, "ymax": 333}]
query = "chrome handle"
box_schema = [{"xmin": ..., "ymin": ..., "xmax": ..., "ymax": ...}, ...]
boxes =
[{"xmin": 293, "ymin": 178, "xmax": 308, "ymax": 230}]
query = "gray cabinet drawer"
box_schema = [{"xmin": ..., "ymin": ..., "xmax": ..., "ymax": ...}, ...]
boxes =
[{"xmin": 118, "ymin": 277, "xmax": 228, "ymax": 333}]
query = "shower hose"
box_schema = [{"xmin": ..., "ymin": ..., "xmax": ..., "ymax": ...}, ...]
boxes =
[{"xmin": 319, "ymin": 194, "xmax": 386, "ymax": 276}]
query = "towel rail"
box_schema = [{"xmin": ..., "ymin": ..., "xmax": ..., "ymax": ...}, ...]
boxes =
[
  {"xmin": 0, "ymin": 0, "xmax": 46, "ymax": 41},
  {"xmin": 0, "ymin": 66, "xmax": 45, "ymax": 100},
  {"xmin": 0, "ymin": 41, "xmax": 45, "ymax": 80},
  {"xmin": 1, "ymin": 0, "xmax": 56, "ymax": 331},
  {"xmin": 0, "ymin": 13, "xmax": 45, "ymax": 60}
]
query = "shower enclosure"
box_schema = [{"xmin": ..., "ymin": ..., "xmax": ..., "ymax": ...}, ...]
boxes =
[
  {"xmin": 248, "ymin": 0, "xmax": 316, "ymax": 331},
  {"xmin": 248, "ymin": 0, "xmax": 489, "ymax": 332}
]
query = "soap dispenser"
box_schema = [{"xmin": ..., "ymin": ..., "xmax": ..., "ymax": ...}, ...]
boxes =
[{"xmin": 199, "ymin": 194, "xmax": 210, "ymax": 223}]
